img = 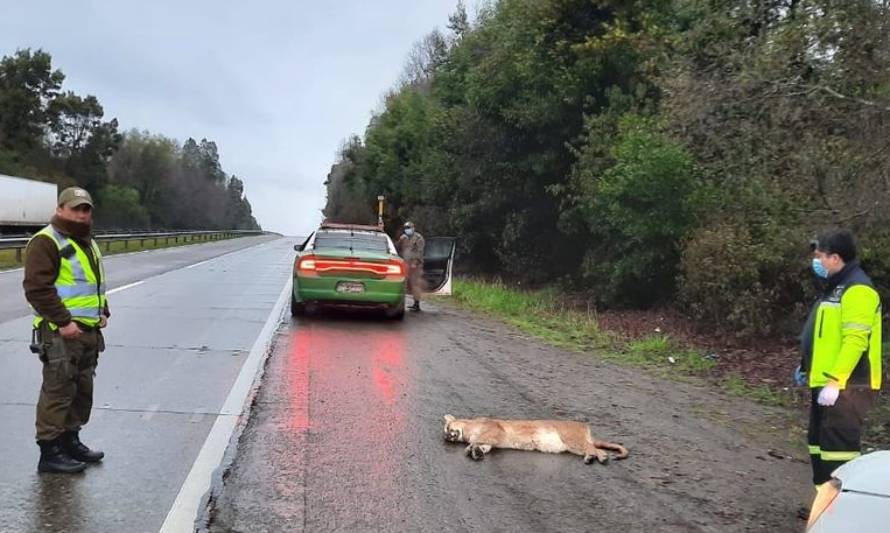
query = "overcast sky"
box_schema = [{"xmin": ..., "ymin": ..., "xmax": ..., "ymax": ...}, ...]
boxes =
[{"xmin": 1, "ymin": 1, "xmax": 469, "ymax": 236}]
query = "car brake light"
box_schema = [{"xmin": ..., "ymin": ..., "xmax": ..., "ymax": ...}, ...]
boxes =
[
  {"xmin": 298, "ymin": 257, "xmax": 404, "ymax": 276},
  {"xmin": 298, "ymin": 258, "xmax": 317, "ymax": 272},
  {"xmin": 807, "ymin": 478, "xmax": 842, "ymax": 530},
  {"xmin": 384, "ymin": 261, "xmax": 403, "ymax": 275}
]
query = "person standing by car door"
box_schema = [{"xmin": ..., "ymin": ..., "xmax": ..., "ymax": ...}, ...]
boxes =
[
  {"xmin": 797, "ymin": 229, "xmax": 881, "ymax": 490},
  {"xmin": 397, "ymin": 221, "xmax": 425, "ymax": 311},
  {"xmin": 23, "ymin": 187, "xmax": 109, "ymax": 474}
]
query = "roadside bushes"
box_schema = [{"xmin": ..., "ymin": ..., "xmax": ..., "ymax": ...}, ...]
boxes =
[
  {"xmin": 573, "ymin": 116, "xmax": 702, "ymax": 307},
  {"xmin": 853, "ymin": 230, "xmax": 890, "ymax": 317},
  {"xmin": 323, "ymin": 0, "xmax": 890, "ymax": 339},
  {"xmin": 678, "ymin": 217, "xmax": 810, "ymax": 337},
  {"xmin": 96, "ymin": 184, "xmax": 150, "ymax": 229}
]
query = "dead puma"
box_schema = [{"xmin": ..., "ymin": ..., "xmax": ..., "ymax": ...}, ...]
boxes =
[{"xmin": 443, "ymin": 415, "xmax": 629, "ymax": 463}]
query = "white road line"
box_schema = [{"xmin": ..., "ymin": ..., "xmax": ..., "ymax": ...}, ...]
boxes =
[
  {"xmin": 183, "ymin": 238, "xmax": 282, "ymax": 268},
  {"xmin": 185, "ymin": 259, "xmax": 211, "ymax": 270},
  {"xmin": 107, "ymin": 280, "xmax": 145, "ymax": 294},
  {"xmin": 0, "ymin": 234, "xmax": 275, "ymax": 277},
  {"xmin": 1, "ymin": 246, "xmax": 169, "ymax": 276},
  {"xmin": 177, "ymin": 239, "xmax": 278, "ymax": 274},
  {"xmin": 158, "ymin": 277, "xmax": 292, "ymax": 533},
  {"xmin": 4, "ymin": 238, "xmax": 283, "ymax": 324}
]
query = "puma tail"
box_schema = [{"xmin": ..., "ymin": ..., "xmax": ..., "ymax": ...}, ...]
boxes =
[{"xmin": 597, "ymin": 440, "xmax": 629, "ymax": 460}]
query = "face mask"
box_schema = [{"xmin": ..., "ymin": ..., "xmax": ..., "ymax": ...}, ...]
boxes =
[
  {"xmin": 404, "ymin": 228, "xmax": 414, "ymax": 236},
  {"xmin": 812, "ymin": 257, "xmax": 829, "ymax": 279}
]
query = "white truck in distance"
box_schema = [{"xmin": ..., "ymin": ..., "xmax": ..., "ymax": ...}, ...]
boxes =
[{"xmin": 0, "ymin": 174, "xmax": 57, "ymax": 234}]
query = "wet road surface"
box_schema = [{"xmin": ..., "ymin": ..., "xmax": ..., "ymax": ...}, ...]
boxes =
[
  {"xmin": 0, "ymin": 235, "xmax": 295, "ymax": 532},
  {"xmin": 209, "ymin": 303, "xmax": 813, "ymax": 532}
]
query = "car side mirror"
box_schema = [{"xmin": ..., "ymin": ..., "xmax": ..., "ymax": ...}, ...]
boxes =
[{"xmin": 294, "ymin": 244, "xmax": 304, "ymax": 252}]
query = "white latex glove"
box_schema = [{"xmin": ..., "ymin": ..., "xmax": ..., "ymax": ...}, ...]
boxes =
[{"xmin": 817, "ymin": 383, "xmax": 840, "ymax": 406}]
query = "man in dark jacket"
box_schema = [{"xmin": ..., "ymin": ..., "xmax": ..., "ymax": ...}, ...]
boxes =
[
  {"xmin": 798, "ymin": 229, "xmax": 881, "ymax": 489},
  {"xmin": 24, "ymin": 187, "xmax": 109, "ymax": 474}
]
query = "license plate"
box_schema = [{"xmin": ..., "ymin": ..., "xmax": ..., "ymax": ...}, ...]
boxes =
[{"xmin": 336, "ymin": 281, "xmax": 365, "ymax": 294}]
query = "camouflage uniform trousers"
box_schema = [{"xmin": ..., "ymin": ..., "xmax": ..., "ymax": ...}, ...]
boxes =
[
  {"xmin": 35, "ymin": 324, "xmax": 105, "ymax": 441},
  {"xmin": 406, "ymin": 259, "xmax": 425, "ymax": 303}
]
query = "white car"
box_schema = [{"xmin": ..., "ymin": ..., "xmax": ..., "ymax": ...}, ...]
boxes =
[{"xmin": 807, "ymin": 450, "xmax": 890, "ymax": 531}]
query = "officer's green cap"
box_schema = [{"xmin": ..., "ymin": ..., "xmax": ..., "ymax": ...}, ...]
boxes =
[{"xmin": 58, "ymin": 187, "xmax": 94, "ymax": 209}]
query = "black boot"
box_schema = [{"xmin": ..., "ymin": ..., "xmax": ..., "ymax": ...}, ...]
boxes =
[
  {"xmin": 38, "ymin": 439, "xmax": 87, "ymax": 474},
  {"xmin": 409, "ymin": 301, "xmax": 421, "ymax": 311},
  {"xmin": 61, "ymin": 431, "xmax": 105, "ymax": 463}
]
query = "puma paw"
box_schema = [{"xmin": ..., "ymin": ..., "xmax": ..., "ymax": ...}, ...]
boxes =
[
  {"xmin": 584, "ymin": 454, "xmax": 609, "ymax": 464},
  {"xmin": 466, "ymin": 445, "xmax": 485, "ymax": 460}
]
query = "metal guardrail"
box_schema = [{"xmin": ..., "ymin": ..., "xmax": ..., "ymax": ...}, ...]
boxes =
[{"xmin": 0, "ymin": 229, "xmax": 265, "ymax": 264}]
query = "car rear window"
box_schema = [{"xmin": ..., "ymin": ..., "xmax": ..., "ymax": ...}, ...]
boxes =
[{"xmin": 313, "ymin": 232, "xmax": 389, "ymax": 253}]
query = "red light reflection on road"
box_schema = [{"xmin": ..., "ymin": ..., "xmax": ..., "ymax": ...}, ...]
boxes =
[
  {"xmin": 284, "ymin": 328, "xmax": 313, "ymax": 431},
  {"xmin": 285, "ymin": 322, "xmax": 408, "ymax": 429},
  {"xmin": 285, "ymin": 319, "xmax": 410, "ymax": 520},
  {"xmin": 371, "ymin": 334, "xmax": 405, "ymax": 405}
]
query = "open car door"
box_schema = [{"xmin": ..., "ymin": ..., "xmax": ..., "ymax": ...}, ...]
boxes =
[{"xmin": 423, "ymin": 237, "xmax": 456, "ymax": 296}]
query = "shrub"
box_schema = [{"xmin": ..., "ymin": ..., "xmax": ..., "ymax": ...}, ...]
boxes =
[
  {"xmin": 577, "ymin": 115, "xmax": 702, "ymax": 306},
  {"xmin": 678, "ymin": 219, "xmax": 808, "ymax": 337}
]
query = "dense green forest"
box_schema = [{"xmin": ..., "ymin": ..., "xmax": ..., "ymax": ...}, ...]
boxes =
[
  {"xmin": 323, "ymin": 0, "xmax": 890, "ymax": 336},
  {"xmin": 0, "ymin": 49, "xmax": 260, "ymax": 231}
]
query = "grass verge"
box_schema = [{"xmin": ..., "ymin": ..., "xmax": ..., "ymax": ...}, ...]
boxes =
[
  {"xmin": 452, "ymin": 279, "xmax": 608, "ymax": 351},
  {"xmin": 451, "ymin": 278, "xmax": 890, "ymax": 448},
  {"xmin": 452, "ymin": 278, "xmax": 793, "ymax": 407}
]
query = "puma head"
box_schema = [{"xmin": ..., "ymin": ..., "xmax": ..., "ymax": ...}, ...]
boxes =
[{"xmin": 443, "ymin": 414, "xmax": 463, "ymax": 442}]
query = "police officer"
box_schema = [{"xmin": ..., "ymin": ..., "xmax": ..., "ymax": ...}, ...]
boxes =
[
  {"xmin": 797, "ymin": 229, "xmax": 881, "ymax": 488},
  {"xmin": 24, "ymin": 187, "xmax": 109, "ymax": 474},
  {"xmin": 397, "ymin": 221, "xmax": 425, "ymax": 311}
]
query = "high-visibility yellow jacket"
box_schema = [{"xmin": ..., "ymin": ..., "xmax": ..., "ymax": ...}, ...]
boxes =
[
  {"xmin": 802, "ymin": 261, "xmax": 882, "ymax": 390},
  {"xmin": 29, "ymin": 225, "xmax": 107, "ymax": 329}
]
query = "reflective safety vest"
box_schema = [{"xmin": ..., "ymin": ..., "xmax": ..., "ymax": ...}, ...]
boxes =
[
  {"xmin": 30, "ymin": 225, "xmax": 107, "ymax": 329},
  {"xmin": 805, "ymin": 263, "xmax": 882, "ymax": 390}
]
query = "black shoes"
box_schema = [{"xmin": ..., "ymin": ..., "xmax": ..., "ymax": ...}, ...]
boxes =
[
  {"xmin": 37, "ymin": 439, "xmax": 87, "ymax": 474},
  {"xmin": 37, "ymin": 432, "xmax": 104, "ymax": 473},
  {"xmin": 409, "ymin": 302, "xmax": 421, "ymax": 312},
  {"xmin": 61, "ymin": 431, "xmax": 105, "ymax": 463}
]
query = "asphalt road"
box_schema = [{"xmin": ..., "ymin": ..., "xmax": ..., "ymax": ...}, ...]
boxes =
[
  {"xmin": 0, "ymin": 235, "xmax": 281, "ymax": 323},
  {"xmin": 0, "ymin": 235, "xmax": 294, "ymax": 533},
  {"xmin": 0, "ymin": 235, "xmax": 816, "ymax": 533},
  {"xmin": 208, "ymin": 303, "xmax": 814, "ymax": 533}
]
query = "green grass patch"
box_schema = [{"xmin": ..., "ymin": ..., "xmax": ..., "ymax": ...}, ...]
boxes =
[
  {"xmin": 453, "ymin": 278, "xmax": 609, "ymax": 352},
  {"xmin": 453, "ymin": 278, "xmax": 718, "ymax": 374},
  {"xmin": 0, "ymin": 248, "xmax": 18, "ymax": 269},
  {"xmin": 717, "ymin": 374, "xmax": 793, "ymax": 407},
  {"xmin": 624, "ymin": 334, "xmax": 716, "ymax": 375}
]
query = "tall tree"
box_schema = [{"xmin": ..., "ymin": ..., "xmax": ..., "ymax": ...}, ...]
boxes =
[
  {"xmin": 48, "ymin": 92, "xmax": 121, "ymax": 191},
  {"xmin": 0, "ymin": 49, "xmax": 262, "ymax": 232},
  {"xmin": 0, "ymin": 49, "xmax": 64, "ymax": 170}
]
